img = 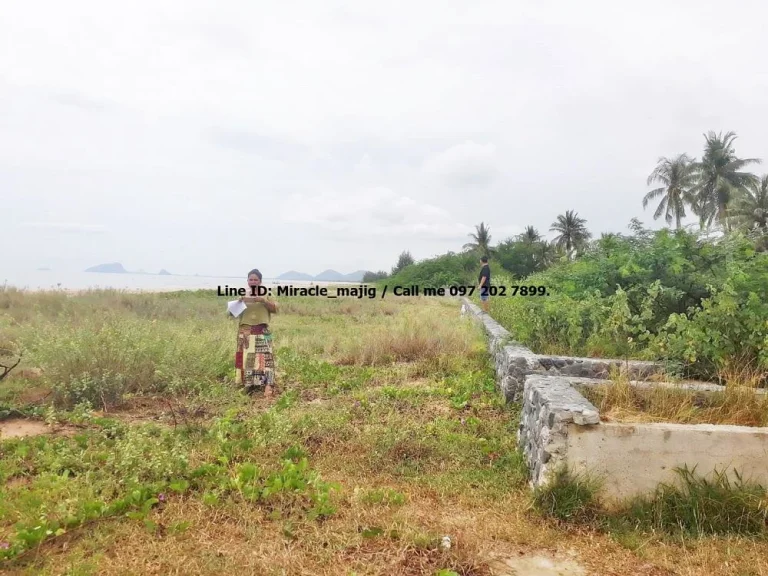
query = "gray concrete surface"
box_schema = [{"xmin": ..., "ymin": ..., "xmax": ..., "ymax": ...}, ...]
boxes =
[{"xmin": 567, "ymin": 421, "xmax": 768, "ymax": 500}]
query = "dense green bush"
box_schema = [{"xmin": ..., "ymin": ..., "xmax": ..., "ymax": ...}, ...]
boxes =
[
  {"xmin": 378, "ymin": 226, "xmax": 766, "ymax": 380},
  {"xmin": 492, "ymin": 228, "xmax": 768, "ymax": 380},
  {"xmin": 651, "ymin": 260, "xmax": 768, "ymax": 381},
  {"xmin": 381, "ymin": 251, "xmax": 507, "ymax": 289},
  {"xmin": 362, "ymin": 270, "xmax": 389, "ymax": 282},
  {"xmin": 494, "ymin": 238, "xmax": 554, "ymax": 278},
  {"xmin": 536, "ymin": 227, "xmax": 727, "ymax": 323}
]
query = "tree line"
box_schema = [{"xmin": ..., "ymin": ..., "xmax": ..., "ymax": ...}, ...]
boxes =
[
  {"xmin": 366, "ymin": 130, "xmax": 766, "ymax": 283},
  {"xmin": 365, "ymin": 212, "xmax": 592, "ymax": 283}
]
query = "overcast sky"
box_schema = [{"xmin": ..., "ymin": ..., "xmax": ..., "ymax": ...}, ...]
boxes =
[{"xmin": 2, "ymin": 0, "xmax": 767, "ymax": 277}]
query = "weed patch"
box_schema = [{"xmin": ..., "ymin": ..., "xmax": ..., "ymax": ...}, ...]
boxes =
[
  {"xmin": 611, "ymin": 466, "xmax": 768, "ymax": 537},
  {"xmin": 581, "ymin": 371, "xmax": 768, "ymax": 426},
  {"xmin": 533, "ymin": 467, "xmax": 602, "ymax": 523}
]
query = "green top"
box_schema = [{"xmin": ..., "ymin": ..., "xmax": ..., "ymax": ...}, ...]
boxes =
[{"xmin": 239, "ymin": 301, "xmax": 271, "ymax": 327}]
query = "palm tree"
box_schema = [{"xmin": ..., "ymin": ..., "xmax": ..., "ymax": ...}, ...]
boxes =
[
  {"xmin": 731, "ymin": 174, "xmax": 768, "ymax": 232},
  {"xmin": 517, "ymin": 226, "xmax": 542, "ymax": 244},
  {"xmin": 463, "ymin": 222, "xmax": 493, "ymax": 257},
  {"xmin": 537, "ymin": 241, "xmax": 558, "ymax": 267},
  {"xmin": 643, "ymin": 154, "xmax": 697, "ymax": 229},
  {"xmin": 550, "ymin": 211, "xmax": 591, "ymax": 260},
  {"xmin": 688, "ymin": 194, "xmax": 709, "ymax": 231},
  {"xmin": 693, "ymin": 131, "xmax": 761, "ymax": 231}
]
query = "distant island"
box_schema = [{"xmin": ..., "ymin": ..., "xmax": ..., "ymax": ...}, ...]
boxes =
[
  {"xmin": 277, "ymin": 270, "xmax": 314, "ymax": 281},
  {"xmin": 84, "ymin": 263, "xmax": 173, "ymax": 275},
  {"xmin": 277, "ymin": 269, "xmax": 368, "ymax": 282},
  {"xmin": 82, "ymin": 263, "xmax": 365, "ymax": 280},
  {"xmin": 85, "ymin": 262, "xmax": 127, "ymax": 273}
]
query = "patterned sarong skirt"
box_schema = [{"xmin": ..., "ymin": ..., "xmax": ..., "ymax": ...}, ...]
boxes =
[{"xmin": 235, "ymin": 323, "xmax": 275, "ymax": 393}]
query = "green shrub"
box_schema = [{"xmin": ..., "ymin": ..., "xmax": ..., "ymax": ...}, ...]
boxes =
[
  {"xmin": 27, "ymin": 315, "xmax": 232, "ymax": 408},
  {"xmin": 616, "ymin": 466, "xmax": 768, "ymax": 537},
  {"xmin": 532, "ymin": 467, "xmax": 601, "ymax": 522},
  {"xmin": 382, "ymin": 251, "xmax": 503, "ymax": 289},
  {"xmin": 52, "ymin": 372, "xmax": 127, "ymax": 409},
  {"xmin": 651, "ymin": 275, "xmax": 768, "ymax": 383},
  {"xmin": 492, "ymin": 227, "xmax": 768, "ymax": 379},
  {"xmin": 104, "ymin": 425, "xmax": 191, "ymax": 487}
]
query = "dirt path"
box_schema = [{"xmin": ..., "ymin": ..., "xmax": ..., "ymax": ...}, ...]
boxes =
[{"xmin": 0, "ymin": 418, "xmax": 77, "ymax": 439}]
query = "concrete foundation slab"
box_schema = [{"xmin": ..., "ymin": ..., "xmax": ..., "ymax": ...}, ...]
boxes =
[{"xmin": 567, "ymin": 421, "xmax": 768, "ymax": 501}]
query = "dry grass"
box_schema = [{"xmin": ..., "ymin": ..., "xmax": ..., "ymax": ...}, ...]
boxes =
[
  {"xmin": 275, "ymin": 299, "xmax": 484, "ymax": 372},
  {"xmin": 581, "ymin": 370, "xmax": 768, "ymax": 426},
  {"xmin": 331, "ymin": 308, "xmax": 483, "ymax": 367},
  {"xmin": 3, "ymin": 482, "xmax": 681, "ymax": 576},
  {"xmin": 4, "ymin": 290, "xmax": 768, "ymax": 575},
  {"xmin": 718, "ymin": 360, "xmax": 767, "ymax": 389},
  {"xmin": 270, "ymin": 293, "xmax": 400, "ymax": 318}
]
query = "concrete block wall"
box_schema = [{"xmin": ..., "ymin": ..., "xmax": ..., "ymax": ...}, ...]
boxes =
[
  {"xmin": 461, "ymin": 297, "xmax": 617, "ymax": 485},
  {"xmin": 460, "ymin": 297, "xmax": 768, "ymax": 498},
  {"xmin": 520, "ymin": 375, "xmax": 599, "ymax": 486},
  {"xmin": 567, "ymin": 421, "xmax": 768, "ymax": 501},
  {"xmin": 460, "ymin": 297, "xmax": 664, "ymax": 403}
]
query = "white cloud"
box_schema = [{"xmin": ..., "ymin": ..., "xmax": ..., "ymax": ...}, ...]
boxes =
[
  {"xmin": 353, "ymin": 153, "xmax": 373, "ymax": 174},
  {"xmin": 281, "ymin": 187, "xmax": 475, "ymax": 241},
  {"xmin": 422, "ymin": 141, "xmax": 499, "ymax": 188},
  {"xmin": 1, "ymin": 0, "xmax": 768, "ymax": 277},
  {"xmin": 17, "ymin": 222, "xmax": 108, "ymax": 234}
]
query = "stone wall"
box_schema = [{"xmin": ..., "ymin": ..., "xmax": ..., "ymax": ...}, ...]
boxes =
[
  {"xmin": 520, "ymin": 375, "xmax": 599, "ymax": 486},
  {"xmin": 461, "ymin": 297, "xmax": 768, "ymax": 497},
  {"xmin": 460, "ymin": 298, "xmax": 663, "ymax": 402},
  {"xmin": 461, "ymin": 297, "xmax": 609, "ymax": 484}
]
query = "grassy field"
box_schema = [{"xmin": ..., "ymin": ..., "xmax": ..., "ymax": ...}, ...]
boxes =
[{"xmin": 2, "ymin": 289, "xmax": 768, "ymax": 575}]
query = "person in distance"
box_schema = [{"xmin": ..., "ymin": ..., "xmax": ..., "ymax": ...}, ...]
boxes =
[
  {"xmin": 478, "ymin": 256, "xmax": 491, "ymax": 313},
  {"xmin": 232, "ymin": 268, "xmax": 279, "ymax": 398}
]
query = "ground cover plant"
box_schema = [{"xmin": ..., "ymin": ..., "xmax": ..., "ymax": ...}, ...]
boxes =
[{"xmin": 1, "ymin": 289, "xmax": 768, "ymax": 574}]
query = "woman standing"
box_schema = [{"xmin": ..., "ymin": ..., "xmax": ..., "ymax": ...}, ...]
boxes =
[{"xmin": 234, "ymin": 269, "xmax": 279, "ymax": 397}]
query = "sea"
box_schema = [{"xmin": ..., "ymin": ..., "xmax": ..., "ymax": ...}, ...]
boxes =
[{"xmin": 2, "ymin": 270, "xmax": 354, "ymax": 292}]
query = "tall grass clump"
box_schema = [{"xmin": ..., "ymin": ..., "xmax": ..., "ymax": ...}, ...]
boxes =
[
  {"xmin": 331, "ymin": 305, "xmax": 485, "ymax": 367},
  {"xmin": 25, "ymin": 314, "xmax": 232, "ymax": 408},
  {"xmin": 532, "ymin": 467, "xmax": 602, "ymax": 522},
  {"xmin": 616, "ymin": 466, "xmax": 768, "ymax": 537},
  {"xmin": 581, "ymin": 370, "xmax": 768, "ymax": 426},
  {"xmin": 534, "ymin": 465, "xmax": 768, "ymax": 538}
]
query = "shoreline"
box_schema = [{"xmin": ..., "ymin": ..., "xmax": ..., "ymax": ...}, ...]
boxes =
[{"xmin": 2, "ymin": 280, "xmax": 368, "ymax": 296}]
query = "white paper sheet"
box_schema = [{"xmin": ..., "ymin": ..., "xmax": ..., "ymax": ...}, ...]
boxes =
[{"xmin": 227, "ymin": 299, "xmax": 247, "ymax": 317}]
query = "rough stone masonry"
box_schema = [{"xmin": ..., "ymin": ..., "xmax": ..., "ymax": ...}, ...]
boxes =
[
  {"xmin": 460, "ymin": 298, "xmax": 768, "ymax": 496},
  {"xmin": 460, "ymin": 297, "xmax": 663, "ymax": 487},
  {"xmin": 460, "ymin": 297, "xmax": 662, "ymax": 402},
  {"xmin": 520, "ymin": 375, "xmax": 599, "ymax": 486}
]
